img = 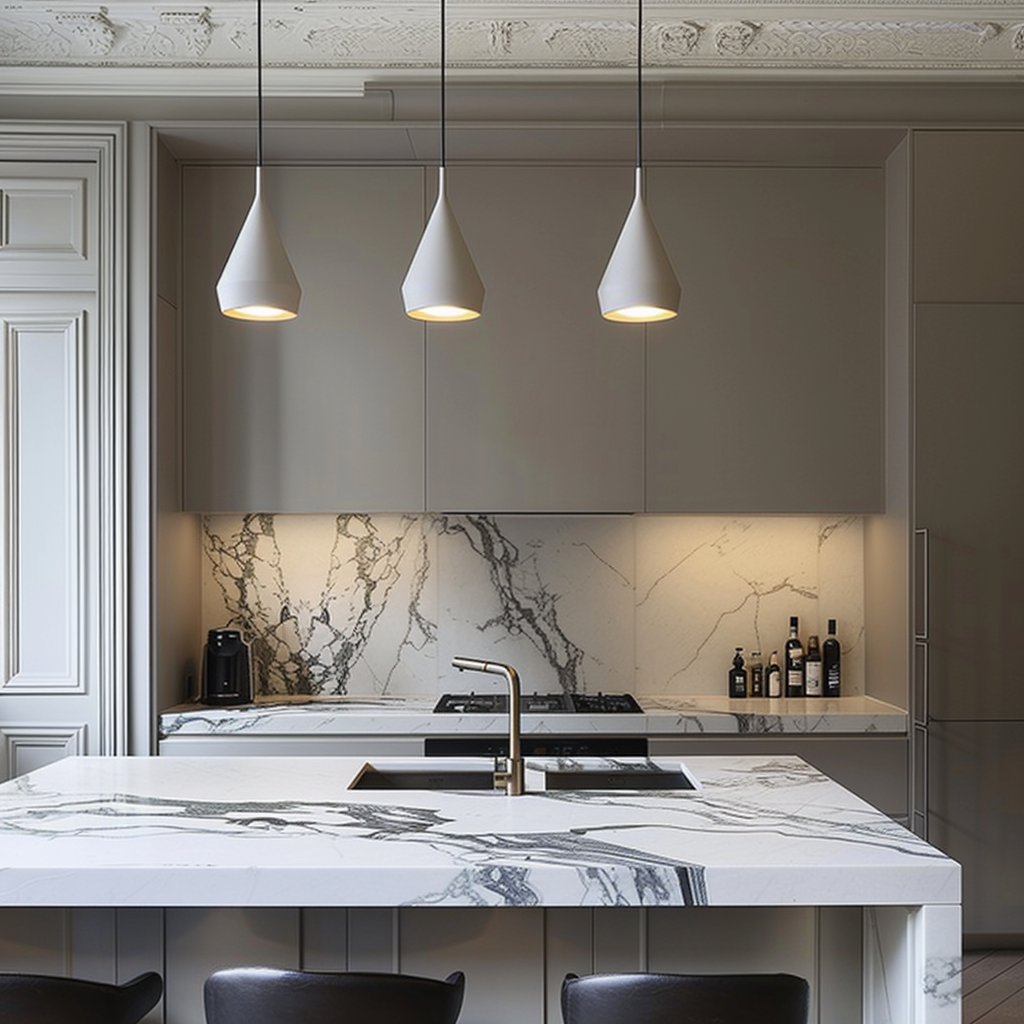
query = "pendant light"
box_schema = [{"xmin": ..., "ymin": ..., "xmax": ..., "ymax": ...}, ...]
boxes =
[
  {"xmin": 597, "ymin": 0, "xmax": 680, "ymax": 323},
  {"xmin": 216, "ymin": 0, "xmax": 301, "ymax": 322},
  {"xmin": 401, "ymin": 0, "xmax": 484, "ymax": 322}
]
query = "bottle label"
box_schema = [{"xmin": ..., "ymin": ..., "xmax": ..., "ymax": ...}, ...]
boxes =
[
  {"xmin": 768, "ymin": 672, "xmax": 781, "ymax": 698},
  {"xmin": 805, "ymin": 663, "xmax": 823, "ymax": 696}
]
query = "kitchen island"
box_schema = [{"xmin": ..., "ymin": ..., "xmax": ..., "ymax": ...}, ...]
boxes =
[{"xmin": 0, "ymin": 755, "xmax": 958, "ymax": 1024}]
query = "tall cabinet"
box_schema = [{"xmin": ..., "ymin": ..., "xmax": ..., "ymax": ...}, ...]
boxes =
[{"xmin": 914, "ymin": 130, "xmax": 1024, "ymax": 940}]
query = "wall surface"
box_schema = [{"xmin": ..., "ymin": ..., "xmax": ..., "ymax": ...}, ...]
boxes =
[{"xmin": 196, "ymin": 513, "xmax": 866, "ymax": 700}]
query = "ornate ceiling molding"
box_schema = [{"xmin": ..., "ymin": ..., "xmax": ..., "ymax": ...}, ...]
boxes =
[{"xmin": 1, "ymin": 2, "xmax": 1024, "ymax": 81}]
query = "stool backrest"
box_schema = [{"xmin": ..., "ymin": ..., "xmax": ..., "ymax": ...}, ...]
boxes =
[
  {"xmin": 0, "ymin": 972, "xmax": 163, "ymax": 1024},
  {"xmin": 561, "ymin": 972, "xmax": 809, "ymax": 1024},
  {"xmin": 205, "ymin": 968, "xmax": 465, "ymax": 1024}
]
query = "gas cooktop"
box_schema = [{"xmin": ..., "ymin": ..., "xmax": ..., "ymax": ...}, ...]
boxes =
[{"xmin": 433, "ymin": 692, "xmax": 644, "ymax": 714}]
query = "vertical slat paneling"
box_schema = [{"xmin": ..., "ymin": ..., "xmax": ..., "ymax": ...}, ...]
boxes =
[
  {"xmin": 300, "ymin": 908, "xmax": 348, "ymax": 970},
  {"xmin": 164, "ymin": 909, "xmax": 299, "ymax": 1024},
  {"xmin": 70, "ymin": 908, "xmax": 117, "ymax": 982},
  {"xmin": 544, "ymin": 909, "xmax": 593, "ymax": 1024},
  {"xmin": 648, "ymin": 907, "xmax": 818, "ymax": 1022},
  {"xmin": 118, "ymin": 908, "xmax": 166, "ymax": 1024},
  {"xmin": 399, "ymin": 908, "xmax": 545, "ymax": 1024},
  {"xmin": 346, "ymin": 908, "xmax": 395, "ymax": 972},
  {"xmin": 818, "ymin": 907, "xmax": 863, "ymax": 1024},
  {"xmin": 0, "ymin": 907, "xmax": 68, "ymax": 974}
]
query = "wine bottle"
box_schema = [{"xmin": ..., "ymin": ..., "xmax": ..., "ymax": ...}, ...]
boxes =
[
  {"xmin": 728, "ymin": 647, "xmax": 748, "ymax": 699},
  {"xmin": 766, "ymin": 650, "xmax": 782, "ymax": 698},
  {"xmin": 749, "ymin": 651, "xmax": 765, "ymax": 698},
  {"xmin": 805, "ymin": 634, "xmax": 822, "ymax": 697},
  {"xmin": 823, "ymin": 618, "xmax": 842, "ymax": 697},
  {"xmin": 785, "ymin": 616, "xmax": 804, "ymax": 697}
]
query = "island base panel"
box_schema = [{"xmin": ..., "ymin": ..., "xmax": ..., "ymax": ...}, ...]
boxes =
[{"xmin": 0, "ymin": 905, "xmax": 960, "ymax": 1024}]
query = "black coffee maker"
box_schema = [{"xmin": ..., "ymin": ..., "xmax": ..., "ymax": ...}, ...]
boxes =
[{"xmin": 201, "ymin": 629, "xmax": 253, "ymax": 705}]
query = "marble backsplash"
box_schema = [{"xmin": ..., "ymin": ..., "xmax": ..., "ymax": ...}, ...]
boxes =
[{"xmin": 202, "ymin": 514, "xmax": 865, "ymax": 699}]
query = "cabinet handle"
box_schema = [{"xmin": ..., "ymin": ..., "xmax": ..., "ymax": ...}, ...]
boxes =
[
  {"xmin": 912, "ymin": 722, "xmax": 929, "ymax": 840},
  {"xmin": 0, "ymin": 190, "xmax": 7, "ymax": 248},
  {"xmin": 913, "ymin": 639, "xmax": 928, "ymax": 729},
  {"xmin": 914, "ymin": 527, "xmax": 929, "ymax": 642}
]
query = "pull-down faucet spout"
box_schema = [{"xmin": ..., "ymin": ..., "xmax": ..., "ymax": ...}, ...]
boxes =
[{"xmin": 451, "ymin": 656, "xmax": 524, "ymax": 795}]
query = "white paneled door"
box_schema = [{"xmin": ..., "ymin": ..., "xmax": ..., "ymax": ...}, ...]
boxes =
[{"xmin": 0, "ymin": 128, "xmax": 127, "ymax": 781}]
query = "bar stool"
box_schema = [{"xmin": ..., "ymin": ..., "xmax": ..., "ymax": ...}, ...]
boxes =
[
  {"xmin": 561, "ymin": 972, "xmax": 809, "ymax": 1024},
  {"xmin": 205, "ymin": 967, "xmax": 465, "ymax": 1024},
  {"xmin": 0, "ymin": 971, "xmax": 163, "ymax": 1024}
]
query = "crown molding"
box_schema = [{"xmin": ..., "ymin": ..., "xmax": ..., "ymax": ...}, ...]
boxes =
[{"xmin": 2, "ymin": 1, "xmax": 1024, "ymax": 93}]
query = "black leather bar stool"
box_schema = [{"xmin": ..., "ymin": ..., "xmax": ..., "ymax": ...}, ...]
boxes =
[
  {"xmin": 0, "ymin": 971, "xmax": 163, "ymax": 1024},
  {"xmin": 205, "ymin": 967, "xmax": 465, "ymax": 1024},
  {"xmin": 561, "ymin": 972, "xmax": 810, "ymax": 1024}
]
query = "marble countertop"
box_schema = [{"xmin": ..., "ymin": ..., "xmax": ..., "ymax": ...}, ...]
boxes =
[
  {"xmin": 0, "ymin": 754, "xmax": 954, "ymax": 909},
  {"xmin": 159, "ymin": 694, "xmax": 907, "ymax": 738}
]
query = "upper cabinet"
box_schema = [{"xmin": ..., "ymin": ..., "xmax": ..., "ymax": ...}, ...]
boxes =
[
  {"xmin": 914, "ymin": 131, "xmax": 1024, "ymax": 303},
  {"xmin": 645, "ymin": 165, "xmax": 886, "ymax": 513},
  {"xmin": 180, "ymin": 158, "xmax": 887, "ymax": 514},
  {"xmin": 425, "ymin": 165, "xmax": 644, "ymax": 512},
  {"xmin": 182, "ymin": 165, "xmax": 427, "ymax": 512}
]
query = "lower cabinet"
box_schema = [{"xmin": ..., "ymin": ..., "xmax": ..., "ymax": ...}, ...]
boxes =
[{"xmin": 926, "ymin": 721, "xmax": 1024, "ymax": 939}]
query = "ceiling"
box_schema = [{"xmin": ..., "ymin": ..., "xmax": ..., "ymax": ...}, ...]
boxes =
[{"xmin": 3, "ymin": 1, "xmax": 1024, "ymax": 162}]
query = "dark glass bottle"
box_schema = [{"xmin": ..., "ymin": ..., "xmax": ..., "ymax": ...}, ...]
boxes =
[
  {"xmin": 766, "ymin": 650, "xmax": 782, "ymax": 698},
  {"xmin": 823, "ymin": 618, "xmax": 842, "ymax": 697},
  {"xmin": 728, "ymin": 647, "xmax": 748, "ymax": 699},
  {"xmin": 804, "ymin": 634, "xmax": 822, "ymax": 697},
  {"xmin": 749, "ymin": 650, "xmax": 765, "ymax": 697},
  {"xmin": 784, "ymin": 616, "xmax": 804, "ymax": 697}
]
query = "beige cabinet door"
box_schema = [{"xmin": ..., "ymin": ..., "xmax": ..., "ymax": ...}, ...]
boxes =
[
  {"xmin": 425, "ymin": 165, "xmax": 645, "ymax": 512},
  {"xmin": 182, "ymin": 165, "xmax": 427, "ymax": 512},
  {"xmin": 914, "ymin": 130, "xmax": 1024, "ymax": 304},
  {"xmin": 928, "ymin": 721, "xmax": 1024, "ymax": 935},
  {"xmin": 915, "ymin": 303, "xmax": 1024, "ymax": 721},
  {"xmin": 645, "ymin": 165, "xmax": 885, "ymax": 513}
]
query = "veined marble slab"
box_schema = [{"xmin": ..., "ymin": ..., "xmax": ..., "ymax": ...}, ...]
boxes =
[
  {"xmin": 159, "ymin": 694, "xmax": 907, "ymax": 738},
  {"xmin": 0, "ymin": 755, "xmax": 954, "ymax": 910}
]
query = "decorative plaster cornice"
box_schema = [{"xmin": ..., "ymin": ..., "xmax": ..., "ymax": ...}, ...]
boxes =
[{"xmin": 1, "ymin": 2, "xmax": 1024, "ymax": 80}]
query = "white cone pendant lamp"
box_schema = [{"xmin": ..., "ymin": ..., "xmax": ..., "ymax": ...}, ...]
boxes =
[
  {"xmin": 217, "ymin": 0, "xmax": 301, "ymax": 322},
  {"xmin": 598, "ymin": 168, "xmax": 679, "ymax": 322},
  {"xmin": 218, "ymin": 166, "xmax": 301, "ymax": 321},
  {"xmin": 598, "ymin": 0, "xmax": 680, "ymax": 323},
  {"xmin": 403, "ymin": 167, "xmax": 484, "ymax": 321},
  {"xmin": 402, "ymin": 0, "xmax": 484, "ymax": 321}
]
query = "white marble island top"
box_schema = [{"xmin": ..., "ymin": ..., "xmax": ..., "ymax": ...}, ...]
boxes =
[{"xmin": 0, "ymin": 754, "xmax": 955, "ymax": 910}]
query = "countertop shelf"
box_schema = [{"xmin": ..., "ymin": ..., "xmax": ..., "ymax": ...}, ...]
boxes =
[{"xmin": 159, "ymin": 694, "xmax": 907, "ymax": 738}]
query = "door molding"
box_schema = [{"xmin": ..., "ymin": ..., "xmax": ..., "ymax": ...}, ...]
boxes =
[{"xmin": 0, "ymin": 123, "xmax": 128, "ymax": 758}]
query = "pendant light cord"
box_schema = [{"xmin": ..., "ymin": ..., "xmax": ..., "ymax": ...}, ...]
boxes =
[
  {"xmin": 256, "ymin": 0, "xmax": 264, "ymax": 169},
  {"xmin": 636, "ymin": 0, "xmax": 643, "ymax": 171},
  {"xmin": 440, "ymin": 0, "xmax": 447, "ymax": 168}
]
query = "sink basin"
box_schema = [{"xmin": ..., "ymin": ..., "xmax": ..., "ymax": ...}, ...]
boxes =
[
  {"xmin": 348, "ymin": 759, "xmax": 498, "ymax": 791},
  {"xmin": 346, "ymin": 758, "xmax": 700, "ymax": 794},
  {"xmin": 525, "ymin": 759, "xmax": 701, "ymax": 792}
]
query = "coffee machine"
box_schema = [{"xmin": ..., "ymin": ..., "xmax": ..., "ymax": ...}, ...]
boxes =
[{"xmin": 200, "ymin": 629, "xmax": 253, "ymax": 705}]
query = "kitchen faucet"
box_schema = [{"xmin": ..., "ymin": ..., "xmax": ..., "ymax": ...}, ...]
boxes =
[{"xmin": 451, "ymin": 657, "xmax": 524, "ymax": 795}]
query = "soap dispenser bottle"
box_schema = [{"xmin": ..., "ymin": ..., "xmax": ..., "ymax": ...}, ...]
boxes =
[{"xmin": 728, "ymin": 647, "xmax": 748, "ymax": 699}]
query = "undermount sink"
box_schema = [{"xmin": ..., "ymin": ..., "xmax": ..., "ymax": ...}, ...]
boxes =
[
  {"xmin": 347, "ymin": 758, "xmax": 701, "ymax": 793},
  {"xmin": 348, "ymin": 759, "xmax": 499, "ymax": 791},
  {"xmin": 525, "ymin": 759, "xmax": 701, "ymax": 792}
]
